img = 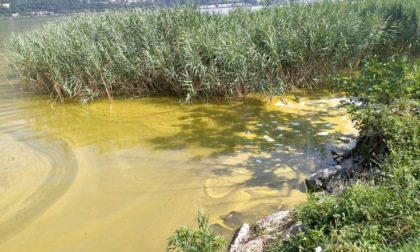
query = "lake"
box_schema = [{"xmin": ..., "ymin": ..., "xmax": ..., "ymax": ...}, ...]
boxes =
[{"xmin": 0, "ymin": 16, "xmax": 356, "ymax": 251}]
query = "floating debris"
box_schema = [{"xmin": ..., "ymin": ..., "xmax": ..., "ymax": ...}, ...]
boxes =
[
  {"xmin": 256, "ymin": 159, "xmax": 263, "ymax": 163},
  {"xmin": 276, "ymin": 126, "xmax": 283, "ymax": 131},
  {"xmin": 256, "ymin": 123, "xmax": 263, "ymax": 127},
  {"xmin": 263, "ymin": 135, "xmax": 275, "ymax": 142},
  {"xmin": 291, "ymin": 122, "xmax": 300, "ymax": 126},
  {"xmin": 275, "ymin": 143, "xmax": 284, "ymax": 147},
  {"xmin": 324, "ymin": 123, "xmax": 333, "ymax": 127},
  {"xmin": 316, "ymin": 132, "xmax": 329, "ymax": 136},
  {"xmin": 293, "ymin": 130, "xmax": 301, "ymax": 133},
  {"xmin": 274, "ymin": 101, "xmax": 286, "ymax": 106},
  {"xmin": 278, "ymin": 134, "xmax": 283, "ymax": 137}
]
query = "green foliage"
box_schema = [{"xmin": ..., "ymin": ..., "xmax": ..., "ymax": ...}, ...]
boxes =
[
  {"xmin": 7, "ymin": 1, "xmax": 418, "ymax": 103},
  {"xmin": 332, "ymin": 55, "xmax": 420, "ymax": 163},
  {"xmin": 266, "ymin": 56, "xmax": 420, "ymax": 251},
  {"xmin": 167, "ymin": 210, "xmax": 225, "ymax": 252},
  {"xmin": 334, "ymin": 55, "xmax": 418, "ymax": 106}
]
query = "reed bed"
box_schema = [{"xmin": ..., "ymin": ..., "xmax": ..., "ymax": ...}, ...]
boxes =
[{"xmin": 7, "ymin": 1, "xmax": 419, "ymax": 103}]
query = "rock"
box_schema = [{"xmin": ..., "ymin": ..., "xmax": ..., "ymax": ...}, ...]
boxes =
[
  {"xmin": 221, "ymin": 211, "xmax": 244, "ymax": 229},
  {"xmin": 229, "ymin": 224, "xmax": 250, "ymax": 252},
  {"xmin": 284, "ymin": 221, "xmax": 308, "ymax": 237},
  {"xmin": 338, "ymin": 136, "xmax": 351, "ymax": 143},
  {"xmin": 237, "ymin": 236, "xmax": 271, "ymax": 252},
  {"xmin": 304, "ymin": 167, "xmax": 338, "ymax": 192},
  {"xmin": 255, "ymin": 211, "xmax": 291, "ymax": 233},
  {"xmin": 229, "ymin": 211, "xmax": 293, "ymax": 252}
]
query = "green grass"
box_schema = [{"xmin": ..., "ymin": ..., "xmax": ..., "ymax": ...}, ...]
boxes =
[
  {"xmin": 7, "ymin": 0, "xmax": 418, "ymax": 103},
  {"xmin": 391, "ymin": 238, "xmax": 420, "ymax": 252}
]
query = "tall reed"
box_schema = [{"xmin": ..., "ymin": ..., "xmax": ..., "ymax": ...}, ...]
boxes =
[{"xmin": 7, "ymin": 0, "xmax": 419, "ymax": 103}]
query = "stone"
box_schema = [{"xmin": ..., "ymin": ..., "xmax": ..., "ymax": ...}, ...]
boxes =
[
  {"xmin": 255, "ymin": 211, "xmax": 291, "ymax": 233},
  {"xmin": 229, "ymin": 211, "xmax": 294, "ymax": 252},
  {"xmin": 338, "ymin": 136, "xmax": 351, "ymax": 143},
  {"xmin": 304, "ymin": 167, "xmax": 338, "ymax": 192},
  {"xmin": 229, "ymin": 224, "xmax": 250, "ymax": 252},
  {"xmin": 238, "ymin": 236, "xmax": 273, "ymax": 252},
  {"xmin": 284, "ymin": 221, "xmax": 308, "ymax": 237},
  {"xmin": 221, "ymin": 211, "xmax": 244, "ymax": 229}
]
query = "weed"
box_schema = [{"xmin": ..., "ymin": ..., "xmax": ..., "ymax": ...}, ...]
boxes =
[{"xmin": 167, "ymin": 210, "xmax": 225, "ymax": 252}]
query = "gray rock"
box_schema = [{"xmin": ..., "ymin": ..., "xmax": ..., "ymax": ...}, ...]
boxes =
[
  {"xmin": 229, "ymin": 224, "xmax": 250, "ymax": 252},
  {"xmin": 255, "ymin": 211, "xmax": 291, "ymax": 233},
  {"xmin": 240, "ymin": 235, "xmax": 273, "ymax": 252},
  {"xmin": 229, "ymin": 211, "xmax": 294, "ymax": 252},
  {"xmin": 284, "ymin": 221, "xmax": 308, "ymax": 237},
  {"xmin": 338, "ymin": 136, "xmax": 351, "ymax": 143},
  {"xmin": 304, "ymin": 167, "xmax": 338, "ymax": 192}
]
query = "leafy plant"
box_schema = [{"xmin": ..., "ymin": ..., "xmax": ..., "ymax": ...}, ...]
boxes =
[{"xmin": 167, "ymin": 210, "xmax": 225, "ymax": 252}]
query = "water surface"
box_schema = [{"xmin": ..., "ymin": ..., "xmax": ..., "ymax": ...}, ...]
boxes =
[{"xmin": 0, "ymin": 17, "xmax": 356, "ymax": 251}]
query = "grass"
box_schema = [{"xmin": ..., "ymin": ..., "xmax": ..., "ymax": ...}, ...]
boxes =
[{"xmin": 7, "ymin": 0, "xmax": 418, "ymax": 103}]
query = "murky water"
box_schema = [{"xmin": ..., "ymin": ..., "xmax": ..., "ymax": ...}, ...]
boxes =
[{"xmin": 0, "ymin": 17, "xmax": 356, "ymax": 251}]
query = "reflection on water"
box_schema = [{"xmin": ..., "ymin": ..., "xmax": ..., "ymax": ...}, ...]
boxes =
[{"xmin": 0, "ymin": 17, "xmax": 356, "ymax": 252}]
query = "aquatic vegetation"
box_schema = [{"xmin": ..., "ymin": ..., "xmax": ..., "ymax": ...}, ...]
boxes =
[{"xmin": 7, "ymin": 1, "xmax": 418, "ymax": 103}]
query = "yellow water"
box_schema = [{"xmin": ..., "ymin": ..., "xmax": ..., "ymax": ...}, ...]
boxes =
[{"xmin": 0, "ymin": 18, "xmax": 357, "ymax": 252}]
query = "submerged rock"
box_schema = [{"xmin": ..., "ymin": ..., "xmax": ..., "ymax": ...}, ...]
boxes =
[{"xmin": 221, "ymin": 211, "xmax": 245, "ymax": 229}]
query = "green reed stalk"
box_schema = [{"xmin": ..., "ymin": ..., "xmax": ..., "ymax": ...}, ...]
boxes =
[{"xmin": 7, "ymin": 0, "xmax": 419, "ymax": 103}]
